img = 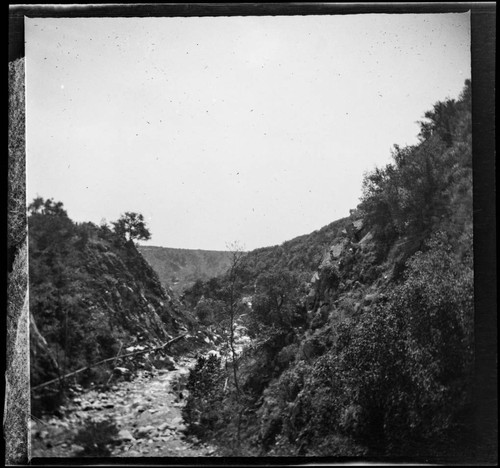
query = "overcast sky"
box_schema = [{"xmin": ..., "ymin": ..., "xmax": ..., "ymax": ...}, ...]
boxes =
[{"xmin": 26, "ymin": 13, "xmax": 470, "ymax": 251}]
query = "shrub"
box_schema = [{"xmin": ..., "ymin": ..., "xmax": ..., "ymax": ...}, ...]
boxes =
[
  {"xmin": 73, "ymin": 418, "xmax": 119, "ymax": 457},
  {"xmin": 183, "ymin": 354, "xmax": 226, "ymax": 438}
]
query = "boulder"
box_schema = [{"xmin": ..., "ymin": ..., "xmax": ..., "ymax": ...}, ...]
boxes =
[
  {"xmin": 171, "ymin": 417, "xmax": 183, "ymax": 426},
  {"xmin": 158, "ymin": 422, "xmax": 170, "ymax": 432},
  {"xmin": 114, "ymin": 366, "xmax": 131, "ymax": 376},
  {"xmin": 117, "ymin": 429, "xmax": 135, "ymax": 441},
  {"xmin": 71, "ymin": 444, "xmax": 85, "ymax": 454},
  {"xmin": 164, "ymin": 356, "xmax": 177, "ymax": 371},
  {"xmin": 136, "ymin": 425, "xmax": 155, "ymax": 438}
]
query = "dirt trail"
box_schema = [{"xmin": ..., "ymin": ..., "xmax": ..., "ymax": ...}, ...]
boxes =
[{"xmin": 31, "ymin": 355, "xmax": 217, "ymax": 458}]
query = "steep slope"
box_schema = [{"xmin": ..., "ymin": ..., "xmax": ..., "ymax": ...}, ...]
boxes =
[
  {"xmin": 138, "ymin": 246, "xmax": 232, "ymax": 294},
  {"xmin": 182, "ymin": 81, "xmax": 475, "ymax": 461},
  {"xmin": 182, "ymin": 216, "xmax": 351, "ymax": 308},
  {"xmin": 28, "ymin": 202, "xmax": 197, "ymax": 414},
  {"xmin": 239, "ymin": 216, "xmax": 351, "ymax": 283}
]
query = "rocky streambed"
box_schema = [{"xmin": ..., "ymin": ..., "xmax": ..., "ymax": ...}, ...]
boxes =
[{"xmin": 31, "ymin": 355, "xmax": 218, "ymax": 458}]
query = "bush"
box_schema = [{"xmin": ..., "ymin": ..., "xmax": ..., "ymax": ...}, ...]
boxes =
[
  {"xmin": 183, "ymin": 354, "xmax": 226, "ymax": 438},
  {"xmin": 269, "ymin": 230, "xmax": 473, "ymax": 457},
  {"xmin": 73, "ymin": 418, "xmax": 119, "ymax": 457},
  {"xmin": 359, "ymin": 80, "xmax": 472, "ymax": 260}
]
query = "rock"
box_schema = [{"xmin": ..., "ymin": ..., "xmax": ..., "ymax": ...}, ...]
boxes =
[
  {"xmin": 364, "ymin": 293, "xmax": 379, "ymax": 304},
  {"xmin": 102, "ymin": 403, "xmax": 115, "ymax": 409},
  {"xmin": 114, "ymin": 366, "xmax": 131, "ymax": 376},
  {"xmin": 163, "ymin": 356, "xmax": 177, "ymax": 371},
  {"xmin": 71, "ymin": 444, "xmax": 84, "ymax": 454},
  {"xmin": 136, "ymin": 425, "xmax": 155, "ymax": 437},
  {"xmin": 158, "ymin": 422, "xmax": 170, "ymax": 432},
  {"xmin": 118, "ymin": 429, "xmax": 135, "ymax": 441}
]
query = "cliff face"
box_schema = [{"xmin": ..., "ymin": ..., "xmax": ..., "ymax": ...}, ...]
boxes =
[{"xmin": 29, "ymin": 209, "xmax": 196, "ymax": 403}]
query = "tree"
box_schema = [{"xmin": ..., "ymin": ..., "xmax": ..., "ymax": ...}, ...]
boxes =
[
  {"xmin": 111, "ymin": 212, "xmax": 151, "ymax": 242},
  {"xmin": 359, "ymin": 80, "xmax": 472, "ymax": 255},
  {"xmin": 224, "ymin": 241, "xmax": 246, "ymax": 397},
  {"xmin": 28, "ymin": 197, "xmax": 68, "ymax": 217},
  {"xmin": 249, "ymin": 268, "xmax": 307, "ymax": 337}
]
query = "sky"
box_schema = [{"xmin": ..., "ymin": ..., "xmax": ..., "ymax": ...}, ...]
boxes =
[{"xmin": 25, "ymin": 13, "xmax": 471, "ymax": 251}]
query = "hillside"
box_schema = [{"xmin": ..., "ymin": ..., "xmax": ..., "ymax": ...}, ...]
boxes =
[
  {"xmin": 182, "ymin": 216, "xmax": 351, "ymax": 308},
  {"xmin": 138, "ymin": 246, "xmax": 232, "ymax": 294},
  {"xmin": 28, "ymin": 202, "xmax": 198, "ymax": 415},
  {"xmin": 25, "ymin": 79, "xmax": 480, "ymax": 462},
  {"xmin": 181, "ymin": 80, "xmax": 476, "ymax": 461}
]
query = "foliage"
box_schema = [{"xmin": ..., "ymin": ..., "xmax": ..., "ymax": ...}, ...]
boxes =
[
  {"xmin": 29, "ymin": 198, "xmax": 190, "ymax": 414},
  {"xmin": 194, "ymin": 298, "xmax": 226, "ymax": 326},
  {"xmin": 273, "ymin": 231, "xmax": 474, "ymax": 458},
  {"xmin": 183, "ymin": 354, "xmax": 226, "ymax": 438},
  {"xmin": 185, "ymin": 81, "xmax": 474, "ymax": 460},
  {"xmin": 181, "ymin": 217, "xmax": 350, "ymax": 311},
  {"xmin": 73, "ymin": 418, "xmax": 119, "ymax": 456},
  {"xmin": 183, "ymin": 277, "xmax": 227, "ymax": 309},
  {"xmin": 359, "ymin": 80, "xmax": 472, "ymax": 258},
  {"xmin": 111, "ymin": 211, "xmax": 151, "ymax": 242},
  {"xmin": 248, "ymin": 268, "xmax": 308, "ymax": 337}
]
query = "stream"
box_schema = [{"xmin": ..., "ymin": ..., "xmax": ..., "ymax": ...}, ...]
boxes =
[
  {"xmin": 30, "ymin": 354, "xmax": 218, "ymax": 458},
  {"xmin": 31, "ymin": 325, "xmax": 251, "ymax": 459}
]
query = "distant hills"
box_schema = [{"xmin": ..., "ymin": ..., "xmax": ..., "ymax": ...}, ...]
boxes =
[{"xmin": 138, "ymin": 246, "xmax": 232, "ymax": 294}]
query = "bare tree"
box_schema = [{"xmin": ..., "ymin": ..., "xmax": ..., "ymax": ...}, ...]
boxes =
[{"xmin": 225, "ymin": 241, "xmax": 246, "ymax": 398}]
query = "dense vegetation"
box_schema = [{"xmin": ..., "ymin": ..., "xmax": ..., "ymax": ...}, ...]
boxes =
[
  {"xmin": 182, "ymin": 216, "xmax": 350, "ymax": 308},
  {"xmin": 26, "ymin": 80, "xmax": 476, "ymax": 461},
  {"xmin": 28, "ymin": 201, "xmax": 196, "ymax": 415},
  {"xmin": 182, "ymin": 81, "xmax": 475, "ymax": 461}
]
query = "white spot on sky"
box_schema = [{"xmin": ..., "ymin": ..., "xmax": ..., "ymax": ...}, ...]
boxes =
[{"xmin": 25, "ymin": 14, "xmax": 471, "ymax": 251}]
